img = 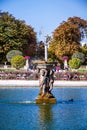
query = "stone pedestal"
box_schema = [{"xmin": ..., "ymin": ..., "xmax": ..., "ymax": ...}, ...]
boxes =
[
  {"xmin": 4, "ymin": 65, "xmax": 7, "ymax": 69},
  {"xmin": 24, "ymin": 59, "xmax": 29, "ymax": 71},
  {"xmin": 35, "ymin": 62, "xmax": 56, "ymax": 104},
  {"xmin": 36, "ymin": 94, "xmax": 56, "ymax": 104}
]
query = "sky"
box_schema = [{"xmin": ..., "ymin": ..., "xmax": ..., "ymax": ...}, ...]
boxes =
[{"xmin": 0, "ymin": 0, "xmax": 87, "ymax": 41}]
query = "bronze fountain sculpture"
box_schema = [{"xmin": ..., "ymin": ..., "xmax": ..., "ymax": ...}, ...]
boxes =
[{"xmin": 35, "ymin": 62, "xmax": 56, "ymax": 104}]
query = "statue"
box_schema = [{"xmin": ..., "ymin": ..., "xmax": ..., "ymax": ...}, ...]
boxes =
[
  {"xmin": 39, "ymin": 69, "xmax": 47, "ymax": 96},
  {"xmin": 36, "ymin": 63, "xmax": 56, "ymax": 104},
  {"xmin": 49, "ymin": 70, "xmax": 54, "ymax": 92}
]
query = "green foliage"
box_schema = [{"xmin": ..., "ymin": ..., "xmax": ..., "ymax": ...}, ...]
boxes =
[
  {"xmin": 48, "ymin": 58, "xmax": 54, "ymax": 62},
  {"xmin": 78, "ymin": 69, "xmax": 87, "ymax": 73},
  {"xmin": 0, "ymin": 11, "xmax": 36, "ymax": 63},
  {"xmin": 72, "ymin": 52, "xmax": 85, "ymax": 63},
  {"xmin": 6, "ymin": 50, "xmax": 23, "ymax": 62},
  {"xmin": 69, "ymin": 58, "xmax": 81, "ymax": 69},
  {"xmin": 80, "ymin": 46, "xmax": 87, "ymax": 63},
  {"xmin": 49, "ymin": 16, "xmax": 87, "ymax": 59},
  {"xmin": 80, "ymin": 46, "xmax": 87, "ymax": 56},
  {"xmin": 11, "ymin": 55, "xmax": 25, "ymax": 69},
  {"xmin": 36, "ymin": 41, "xmax": 44, "ymax": 59}
]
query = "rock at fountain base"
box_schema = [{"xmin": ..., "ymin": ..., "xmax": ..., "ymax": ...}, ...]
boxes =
[{"xmin": 36, "ymin": 93, "xmax": 56, "ymax": 104}]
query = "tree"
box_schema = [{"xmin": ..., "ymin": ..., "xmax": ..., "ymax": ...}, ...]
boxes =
[
  {"xmin": 49, "ymin": 17, "xmax": 87, "ymax": 59},
  {"xmin": 68, "ymin": 17, "xmax": 87, "ymax": 40},
  {"xmin": 11, "ymin": 55, "xmax": 25, "ymax": 69},
  {"xmin": 0, "ymin": 11, "xmax": 36, "ymax": 63},
  {"xmin": 6, "ymin": 50, "xmax": 23, "ymax": 63},
  {"xmin": 48, "ymin": 40, "xmax": 57, "ymax": 60},
  {"xmin": 36, "ymin": 41, "xmax": 44, "ymax": 59}
]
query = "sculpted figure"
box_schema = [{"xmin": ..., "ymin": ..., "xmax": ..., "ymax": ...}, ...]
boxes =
[
  {"xmin": 39, "ymin": 69, "xmax": 47, "ymax": 96},
  {"xmin": 36, "ymin": 64, "xmax": 56, "ymax": 103},
  {"xmin": 39, "ymin": 68, "xmax": 55, "ymax": 96},
  {"xmin": 49, "ymin": 70, "xmax": 54, "ymax": 92}
]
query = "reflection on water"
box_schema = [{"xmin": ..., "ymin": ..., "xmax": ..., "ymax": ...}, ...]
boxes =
[
  {"xmin": 38, "ymin": 104, "xmax": 54, "ymax": 130},
  {"xmin": 39, "ymin": 104, "xmax": 53, "ymax": 122},
  {"xmin": 0, "ymin": 87, "xmax": 87, "ymax": 130}
]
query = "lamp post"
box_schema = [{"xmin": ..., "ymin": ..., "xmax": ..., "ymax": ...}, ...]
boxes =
[{"xmin": 44, "ymin": 35, "xmax": 51, "ymax": 61}]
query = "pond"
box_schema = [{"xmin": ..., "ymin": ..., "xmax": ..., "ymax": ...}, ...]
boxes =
[{"xmin": 0, "ymin": 87, "xmax": 87, "ymax": 130}]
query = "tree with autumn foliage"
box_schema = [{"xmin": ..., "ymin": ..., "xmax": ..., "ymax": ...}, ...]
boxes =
[
  {"xmin": 0, "ymin": 11, "xmax": 36, "ymax": 63},
  {"xmin": 48, "ymin": 17, "xmax": 87, "ymax": 60}
]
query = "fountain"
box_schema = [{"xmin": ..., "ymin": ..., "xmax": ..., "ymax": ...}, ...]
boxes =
[
  {"xmin": 35, "ymin": 35, "xmax": 56, "ymax": 103},
  {"xmin": 35, "ymin": 61, "xmax": 56, "ymax": 104}
]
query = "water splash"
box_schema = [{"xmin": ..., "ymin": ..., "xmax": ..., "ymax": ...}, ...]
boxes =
[{"xmin": 0, "ymin": 100, "xmax": 36, "ymax": 105}]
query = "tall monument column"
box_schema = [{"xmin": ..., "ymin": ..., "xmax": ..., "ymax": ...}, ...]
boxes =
[
  {"xmin": 44, "ymin": 35, "xmax": 51, "ymax": 61},
  {"xmin": 44, "ymin": 44, "xmax": 48, "ymax": 61}
]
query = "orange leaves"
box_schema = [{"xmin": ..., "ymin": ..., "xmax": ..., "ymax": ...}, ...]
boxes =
[{"xmin": 50, "ymin": 17, "xmax": 87, "ymax": 60}]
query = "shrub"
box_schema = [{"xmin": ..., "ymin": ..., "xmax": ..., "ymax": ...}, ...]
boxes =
[
  {"xmin": 11, "ymin": 55, "xmax": 25, "ymax": 69},
  {"xmin": 6, "ymin": 50, "xmax": 23, "ymax": 63},
  {"xmin": 48, "ymin": 58, "xmax": 54, "ymax": 62},
  {"xmin": 69, "ymin": 58, "xmax": 81, "ymax": 69},
  {"xmin": 72, "ymin": 52, "xmax": 85, "ymax": 63}
]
